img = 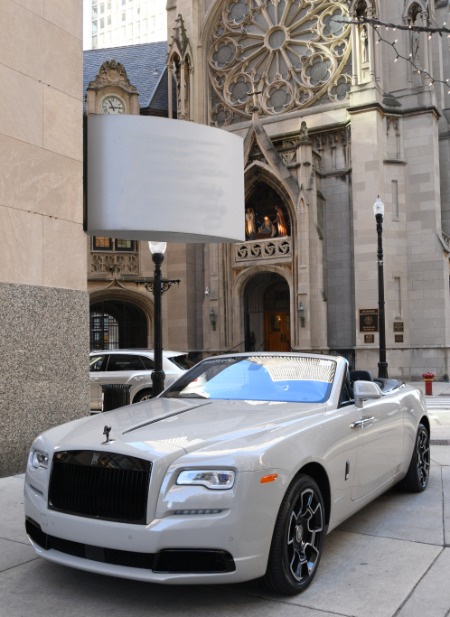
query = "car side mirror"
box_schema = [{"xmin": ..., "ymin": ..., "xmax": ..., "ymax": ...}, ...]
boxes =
[{"xmin": 354, "ymin": 380, "xmax": 383, "ymax": 408}]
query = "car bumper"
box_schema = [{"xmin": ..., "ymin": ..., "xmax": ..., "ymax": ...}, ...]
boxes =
[{"xmin": 24, "ymin": 470, "xmax": 282, "ymax": 585}]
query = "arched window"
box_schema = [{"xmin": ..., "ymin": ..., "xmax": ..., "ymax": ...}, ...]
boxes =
[
  {"xmin": 168, "ymin": 14, "xmax": 193, "ymax": 120},
  {"xmin": 90, "ymin": 311, "xmax": 119, "ymax": 350},
  {"xmin": 353, "ymin": 0, "xmax": 371, "ymax": 83},
  {"xmin": 90, "ymin": 301, "xmax": 147, "ymax": 350},
  {"xmin": 168, "ymin": 52, "xmax": 192, "ymax": 120},
  {"xmin": 406, "ymin": 3, "xmax": 427, "ymax": 86},
  {"xmin": 245, "ymin": 183, "xmax": 291, "ymax": 240}
]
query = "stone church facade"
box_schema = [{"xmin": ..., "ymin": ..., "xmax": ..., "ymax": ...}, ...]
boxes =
[{"xmin": 162, "ymin": 0, "xmax": 450, "ymax": 380}]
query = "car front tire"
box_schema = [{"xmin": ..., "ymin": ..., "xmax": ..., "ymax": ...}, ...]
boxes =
[
  {"xmin": 263, "ymin": 474, "xmax": 326, "ymax": 595},
  {"xmin": 400, "ymin": 422, "xmax": 430, "ymax": 492},
  {"xmin": 133, "ymin": 389, "xmax": 153, "ymax": 403}
]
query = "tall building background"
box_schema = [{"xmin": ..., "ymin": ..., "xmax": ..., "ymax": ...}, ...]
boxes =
[{"xmin": 83, "ymin": 0, "xmax": 167, "ymax": 50}]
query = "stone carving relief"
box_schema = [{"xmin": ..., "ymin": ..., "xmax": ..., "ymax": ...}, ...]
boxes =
[
  {"xmin": 88, "ymin": 60, "xmax": 137, "ymax": 94},
  {"xmin": 386, "ymin": 116, "xmax": 401, "ymax": 160},
  {"xmin": 234, "ymin": 237, "xmax": 292, "ymax": 263},
  {"xmin": 279, "ymin": 139, "xmax": 298, "ymax": 166},
  {"xmin": 208, "ymin": 0, "xmax": 352, "ymax": 126},
  {"xmin": 312, "ymin": 127, "xmax": 350, "ymax": 171},
  {"xmin": 90, "ymin": 253, "xmax": 139, "ymax": 275}
]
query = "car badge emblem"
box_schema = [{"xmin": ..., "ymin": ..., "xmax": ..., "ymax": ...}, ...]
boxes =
[
  {"xmin": 102, "ymin": 425, "xmax": 115, "ymax": 445},
  {"xmin": 91, "ymin": 452, "xmax": 99, "ymax": 466}
]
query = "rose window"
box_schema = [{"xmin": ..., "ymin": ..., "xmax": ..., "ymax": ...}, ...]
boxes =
[{"xmin": 209, "ymin": 0, "xmax": 352, "ymax": 126}]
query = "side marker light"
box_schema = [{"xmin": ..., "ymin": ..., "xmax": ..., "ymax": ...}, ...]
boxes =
[{"xmin": 260, "ymin": 473, "xmax": 278, "ymax": 484}]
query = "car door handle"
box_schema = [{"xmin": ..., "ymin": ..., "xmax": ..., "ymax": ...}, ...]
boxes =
[{"xmin": 350, "ymin": 417, "xmax": 375, "ymax": 429}]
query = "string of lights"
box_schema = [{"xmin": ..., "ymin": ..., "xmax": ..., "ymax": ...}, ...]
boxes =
[
  {"xmin": 332, "ymin": 16, "xmax": 450, "ymax": 93},
  {"xmin": 342, "ymin": 16, "xmax": 450, "ymax": 36}
]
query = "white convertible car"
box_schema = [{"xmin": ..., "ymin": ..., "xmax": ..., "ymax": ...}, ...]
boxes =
[{"xmin": 25, "ymin": 353, "xmax": 430, "ymax": 595}]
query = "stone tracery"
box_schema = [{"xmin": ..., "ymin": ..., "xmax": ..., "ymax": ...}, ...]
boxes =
[{"xmin": 208, "ymin": 0, "xmax": 352, "ymax": 126}]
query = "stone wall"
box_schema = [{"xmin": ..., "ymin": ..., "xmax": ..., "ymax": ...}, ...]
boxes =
[
  {"xmin": 0, "ymin": 1, "xmax": 88, "ymax": 476},
  {"xmin": 0, "ymin": 284, "xmax": 90, "ymax": 476}
]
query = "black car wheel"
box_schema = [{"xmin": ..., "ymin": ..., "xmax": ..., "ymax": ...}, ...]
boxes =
[
  {"xmin": 263, "ymin": 474, "xmax": 326, "ymax": 595},
  {"xmin": 400, "ymin": 422, "xmax": 430, "ymax": 492}
]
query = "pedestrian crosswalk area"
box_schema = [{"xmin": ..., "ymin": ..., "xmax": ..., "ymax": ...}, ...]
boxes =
[{"xmin": 425, "ymin": 396, "xmax": 450, "ymax": 410}]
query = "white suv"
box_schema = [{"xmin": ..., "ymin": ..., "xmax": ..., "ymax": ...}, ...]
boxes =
[{"xmin": 89, "ymin": 349, "xmax": 193, "ymax": 412}]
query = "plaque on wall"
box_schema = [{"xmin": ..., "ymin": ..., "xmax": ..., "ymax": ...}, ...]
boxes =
[
  {"xmin": 359, "ymin": 309, "xmax": 379, "ymax": 332},
  {"xmin": 394, "ymin": 322, "xmax": 404, "ymax": 332},
  {"xmin": 364, "ymin": 334, "xmax": 375, "ymax": 344},
  {"xmin": 395, "ymin": 335, "xmax": 404, "ymax": 343}
]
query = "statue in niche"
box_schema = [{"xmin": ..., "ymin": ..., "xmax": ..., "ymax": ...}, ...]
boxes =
[
  {"xmin": 410, "ymin": 26, "xmax": 420, "ymax": 68},
  {"xmin": 258, "ymin": 215, "xmax": 276, "ymax": 237},
  {"xmin": 245, "ymin": 208, "xmax": 256, "ymax": 239},
  {"xmin": 409, "ymin": 12, "xmax": 423, "ymax": 86},
  {"xmin": 275, "ymin": 206, "xmax": 288, "ymax": 237},
  {"xmin": 360, "ymin": 25, "xmax": 368, "ymax": 63}
]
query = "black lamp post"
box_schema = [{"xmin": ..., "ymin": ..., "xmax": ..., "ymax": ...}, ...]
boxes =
[
  {"xmin": 373, "ymin": 196, "xmax": 389, "ymax": 379},
  {"xmin": 149, "ymin": 241, "xmax": 166, "ymax": 396},
  {"xmin": 134, "ymin": 243, "xmax": 180, "ymax": 396}
]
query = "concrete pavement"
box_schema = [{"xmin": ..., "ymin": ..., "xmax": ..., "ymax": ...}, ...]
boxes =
[{"xmin": 0, "ymin": 385, "xmax": 449, "ymax": 617}]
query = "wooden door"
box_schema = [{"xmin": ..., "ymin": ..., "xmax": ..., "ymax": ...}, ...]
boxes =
[{"xmin": 264, "ymin": 311, "xmax": 291, "ymax": 351}]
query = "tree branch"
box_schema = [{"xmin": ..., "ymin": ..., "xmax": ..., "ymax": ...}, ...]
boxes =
[
  {"xmin": 332, "ymin": 16, "xmax": 450, "ymax": 91},
  {"xmin": 335, "ymin": 16, "xmax": 450, "ymax": 36}
]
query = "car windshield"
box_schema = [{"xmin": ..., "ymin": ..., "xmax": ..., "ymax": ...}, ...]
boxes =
[{"xmin": 163, "ymin": 355, "xmax": 336, "ymax": 403}]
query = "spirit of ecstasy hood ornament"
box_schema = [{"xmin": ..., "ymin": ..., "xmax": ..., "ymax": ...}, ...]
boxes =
[{"xmin": 102, "ymin": 425, "xmax": 115, "ymax": 444}]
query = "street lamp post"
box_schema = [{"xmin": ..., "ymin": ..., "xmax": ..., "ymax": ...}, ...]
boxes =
[
  {"xmin": 134, "ymin": 243, "xmax": 180, "ymax": 396},
  {"xmin": 149, "ymin": 241, "xmax": 166, "ymax": 396},
  {"xmin": 373, "ymin": 196, "xmax": 389, "ymax": 379}
]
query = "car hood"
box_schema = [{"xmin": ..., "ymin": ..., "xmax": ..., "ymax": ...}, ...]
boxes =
[{"xmin": 47, "ymin": 397, "xmax": 325, "ymax": 461}]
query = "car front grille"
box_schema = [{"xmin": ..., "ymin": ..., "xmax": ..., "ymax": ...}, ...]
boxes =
[{"xmin": 48, "ymin": 450, "xmax": 151, "ymax": 524}]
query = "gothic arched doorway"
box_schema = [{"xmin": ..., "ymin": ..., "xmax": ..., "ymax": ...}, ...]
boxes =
[
  {"xmin": 90, "ymin": 300, "xmax": 147, "ymax": 350},
  {"xmin": 244, "ymin": 273, "xmax": 290, "ymax": 352}
]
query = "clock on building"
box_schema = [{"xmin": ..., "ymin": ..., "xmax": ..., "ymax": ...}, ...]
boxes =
[{"xmin": 100, "ymin": 94, "xmax": 125, "ymax": 114}]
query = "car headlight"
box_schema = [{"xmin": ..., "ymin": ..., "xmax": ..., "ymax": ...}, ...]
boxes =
[
  {"xmin": 29, "ymin": 449, "xmax": 49, "ymax": 469},
  {"xmin": 177, "ymin": 469, "xmax": 235, "ymax": 490}
]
